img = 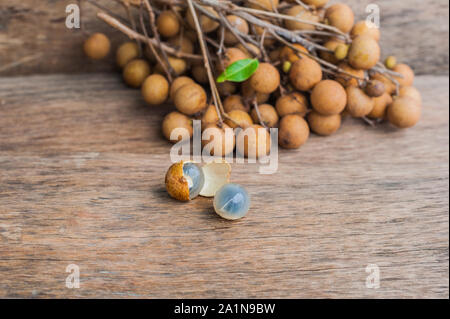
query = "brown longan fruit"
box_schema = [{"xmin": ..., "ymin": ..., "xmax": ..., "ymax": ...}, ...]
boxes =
[
  {"xmin": 217, "ymin": 81, "xmax": 237, "ymax": 97},
  {"xmin": 237, "ymin": 43, "xmax": 261, "ymax": 58},
  {"xmin": 307, "ymin": 111, "xmax": 342, "ymax": 136},
  {"xmin": 162, "ymin": 111, "xmax": 193, "ymax": 143},
  {"xmin": 224, "ymin": 95, "xmax": 249, "ymax": 113},
  {"xmin": 301, "ymin": 0, "xmax": 329, "ymax": 8},
  {"xmin": 278, "ymin": 114, "xmax": 310, "ymax": 149},
  {"xmin": 84, "ymin": 33, "xmax": 110, "ymax": 60},
  {"xmin": 387, "ymin": 96, "xmax": 421, "ymax": 128},
  {"xmin": 224, "ymin": 16, "xmax": 250, "ymax": 45},
  {"xmin": 289, "ymin": 57, "xmax": 323, "ymax": 91},
  {"xmin": 245, "ymin": 0, "xmax": 279, "ymax": 11},
  {"xmin": 320, "ymin": 39, "xmax": 345, "ymax": 65},
  {"xmin": 250, "ymin": 63, "xmax": 280, "ymax": 94},
  {"xmin": 116, "ymin": 42, "xmax": 140, "ymax": 69},
  {"xmin": 325, "ymin": 4, "xmax": 354, "ymax": 34},
  {"xmin": 365, "ymin": 80, "xmax": 386, "ymax": 98},
  {"xmin": 170, "ymin": 76, "xmax": 194, "ymax": 100},
  {"xmin": 393, "ymin": 64, "xmax": 415, "ymax": 87},
  {"xmin": 276, "ymin": 92, "xmax": 309, "ymax": 117},
  {"xmin": 371, "ymin": 73, "xmax": 396, "ymax": 95},
  {"xmin": 367, "ymin": 93, "xmax": 393, "ymax": 119},
  {"xmin": 336, "ymin": 62, "xmax": 365, "ymax": 87},
  {"xmin": 123, "ymin": 59, "xmax": 151, "ymax": 88},
  {"xmin": 191, "ymin": 64, "xmax": 209, "ymax": 84},
  {"xmin": 202, "ymin": 123, "xmax": 236, "ymax": 157},
  {"xmin": 141, "ymin": 74, "xmax": 169, "ymax": 105},
  {"xmin": 236, "ymin": 124, "xmax": 271, "ymax": 159},
  {"xmin": 346, "ymin": 86, "xmax": 375, "ymax": 118},
  {"xmin": 348, "ymin": 35, "xmax": 381, "ymax": 70},
  {"xmin": 241, "ymin": 81, "xmax": 271, "ymax": 104},
  {"xmin": 157, "ymin": 11, "xmax": 180, "ymax": 38},
  {"xmin": 284, "ymin": 6, "xmax": 319, "ymax": 31},
  {"xmin": 399, "ymin": 86, "xmax": 422, "ymax": 105},
  {"xmin": 202, "ymin": 104, "xmax": 220, "ymax": 127},
  {"xmin": 279, "ymin": 44, "xmax": 308, "ymax": 63},
  {"xmin": 222, "ymin": 48, "xmax": 248, "ymax": 69},
  {"xmin": 168, "ymin": 36, "xmax": 194, "ymax": 54},
  {"xmin": 251, "ymin": 104, "xmax": 279, "ymax": 128},
  {"xmin": 174, "ymin": 83, "xmax": 207, "ymax": 116},
  {"xmin": 351, "ymin": 21, "xmax": 380, "ymax": 42},
  {"xmin": 225, "ymin": 110, "xmax": 254, "ymax": 129},
  {"xmin": 155, "ymin": 57, "xmax": 187, "ymax": 76},
  {"xmin": 311, "ymin": 80, "xmax": 347, "ymax": 115},
  {"xmin": 186, "ymin": 5, "xmax": 220, "ymax": 33}
]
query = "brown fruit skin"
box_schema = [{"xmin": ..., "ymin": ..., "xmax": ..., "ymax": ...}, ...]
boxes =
[
  {"xmin": 202, "ymin": 123, "xmax": 236, "ymax": 157},
  {"xmin": 123, "ymin": 59, "xmax": 151, "ymax": 88},
  {"xmin": 84, "ymin": 33, "xmax": 110, "ymax": 60},
  {"xmin": 225, "ymin": 110, "xmax": 254, "ymax": 129},
  {"xmin": 165, "ymin": 162, "xmax": 190, "ymax": 201},
  {"xmin": 116, "ymin": 42, "xmax": 139, "ymax": 69},
  {"xmin": 168, "ymin": 36, "xmax": 194, "ymax": 54},
  {"xmin": 162, "ymin": 112, "xmax": 193, "ymax": 143},
  {"xmin": 367, "ymin": 93, "xmax": 393, "ymax": 119},
  {"xmin": 387, "ymin": 96, "xmax": 421, "ymax": 128},
  {"xmin": 311, "ymin": 80, "xmax": 347, "ymax": 115},
  {"xmin": 249, "ymin": 63, "xmax": 280, "ymax": 94},
  {"xmin": 170, "ymin": 76, "xmax": 194, "ymax": 101},
  {"xmin": 236, "ymin": 124, "xmax": 271, "ymax": 159},
  {"xmin": 237, "ymin": 43, "xmax": 261, "ymax": 58},
  {"xmin": 365, "ymin": 80, "xmax": 386, "ymax": 98},
  {"xmin": 245, "ymin": 0, "xmax": 279, "ymax": 11},
  {"xmin": 346, "ymin": 86, "xmax": 375, "ymax": 118},
  {"xmin": 174, "ymin": 83, "xmax": 207, "ymax": 116},
  {"xmin": 191, "ymin": 64, "xmax": 209, "ymax": 84},
  {"xmin": 224, "ymin": 16, "xmax": 249, "ymax": 45},
  {"xmin": 251, "ymin": 104, "xmax": 279, "ymax": 128},
  {"xmin": 320, "ymin": 39, "xmax": 345, "ymax": 65},
  {"xmin": 348, "ymin": 35, "xmax": 381, "ymax": 70},
  {"xmin": 241, "ymin": 81, "xmax": 270, "ymax": 104},
  {"xmin": 301, "ymin": 0, "xmax": 329, "ymax": 8},
  {"xmin": 141, "ymin": 74, "xmax": 169, "ymax": 105},
  {"xmin": 217, "ymin": 81, "xmax": 237, "ymax": 97},
  {"xmin": 399, "ymin": 86, "xmax": 422, "ymax": 105},
  {"xmin": 336, "ymin": 62, "xmax": 365, "ymax": 87},
  {"xmin": 224, "ymin": 95, "xmax": 249, "ymax": 113},
  {"xmin": 276, "ymin": 92, "xmax": 309, "ymax": 117},
  {"xmin": 393, "ymin": 64, "xmax": 415, "ymax": 87},
  {"xmin": 201, "ymin": 104, "xmax": 220, "ymax": 127},
  {"xmin": 307, "ymin": 111, "xmax": 342, "ymax": 136},
  {"xmin": 289, "ymin": 58, "xmax": 323, "ymax": 91},
  {"xmin": 278, "ymin": 114, "xmax": 310, "ymax": 149},
  {"xmin": 371, "ymin": 73, "xmax": 396, "ymax": 95},
  {"xmin": 155, "ymin": 57, "xmax": 187, "ymax": 76},
  {"xmin": 285, "ymin": 6, "xmax": 320, "ymax": 31},
  {"xmin": 157, "ymin": 11, "xmax": 180, "ymax": 38},
  {"xmin": 222, "ymin": 48, "xmax": 248, "ymax": 69},
  {"xmin": 186, "ymin": 6, "xmax": 219, "ymax": 33},
  {"xmin": 351, "ymin": 21, "xmax": 380, "ymax": 42},
  {"xmin": 325, "ymin": 4, "xmax": 354, "ymax": 34},
  {"xmin": 280, "ymin": 44, "xmax": 308, "ymax": 63}
]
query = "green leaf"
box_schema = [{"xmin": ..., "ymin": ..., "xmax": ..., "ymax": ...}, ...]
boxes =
[{"xmin": 216, "ymin": 59, "xmax": 259, "ymax": 83}]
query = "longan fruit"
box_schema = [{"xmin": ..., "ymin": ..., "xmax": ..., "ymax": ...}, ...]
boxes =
[
  {"xmin": 202, "ymin": 123, "xmax": 236, "ymax": 157},
  {"xmin": 245, "ymin": 0, "xmax": 279, "ymax": 11},
  {"xmin": 142, "ymin": 74, "xmax": 169, "ymax": 105},
  {"xmin": 365, "ymin": 80, "xmax": 386, "ymax": 98},
  {"xmin": 225, "ymin": 110, "xmax": 254, "ymax": 129},
  {"xmin": 307, "ymin": 111, "xmax": 342, "ymax": 136},
  {"xmin": 84, "ymin": 33, "xmax": 110, "ymax": 60},
  {"xmin": 236, "ymin": 124, "xmax": 271, "ymax": 159},
  {"xmin": 222, "ymin": 48, "xmax": 248, "ymax": 69},
  {"xmin": 186, "ymin": 5, "xmax": 220, "ymax": 33},
  {"xmin": 336, "ymin": 62, "xmax": 365, "ymax": 87},
  {"xmin": 387, "ymin": 96, "xmax": 421, "ymax": 128},
  {"xmin": 116, "ymin": 42, "xmax": 139, "ymax": 69},
  {"xmin": 224, "ymin": 95, "xmax": 249, "ymax": 113},
  {"xmin": 325, "ymin": 4, "xmax": 354, "ymax": 34},
  {"xmin": 280, "ymin": 44, "xmax": 308, "ymax": 63},
  {"xmin": 393, "ymin": 64, "xmax": 415, "ymax": 87},
  {"xmin": 237, "ymin": 43, "xmax": 261, "ymax": 58},
  {"xmin": 276, "ymin": 92, "xmax": 309, "ymax": 117},
  {"xmin": 191, "ymin": 64, "xmax": 209, "ymax": 84},
  {"xmin": 168, "ymin": 36, "xmax": 194, "ymax": 54},
  {"xmin": 289, "ymin": 57, "xmax": 323, "ymax": 91},
  {"xmin": 170, "ymin": 76, "xmax": 195, "ymax": 100},
  {"xmin": 311, "ymin": 80, "xmax": 347, "ymax": 115},
  {"xmin": 351, "ymin": 21, "xmax": 380, "ymax": 42},
  {"xmin": 250, "ymin": 63, "xmax": 280, "ymax": 94},
  {"xmin": 157, "ymin": 11, "xmax": 180, "ymax": 38},
  {"xmin": 241, "ymin": 81, "xmax": 270, "ymax": 104},
  {"xmin": 201, "ymin": 104, "xmax": 220, "ymax": 127},
  {"xmin": 399, "ymin": 86, "xmax": 422, "ymax": 105},
  {"xmin": 320, "ymin": 39, "xmax": 345, "ymax": 65},
  {"xmin": 253, "ymin": 21, "xmax": 276, "ymax": 46},
  {"xmin": 371, "ymin": 73, "xmax": 396, "ymax": 95},
  {"xmin": 301, "ymin": 0, "xmax": 329, "ymax": 8},
  {"xmin": 251, "ymin": 104, "xmax": 279, "ymax": 128},
  {"xmin": 278, "ymin": 114, "xmax": 310, "ymax": 149},
  {"xmin": 217, "ymin": 81, "xmax": 237, "ymax": 97},
  {"xmin": 285, "ymin": 6, "xmax": 319, "ymax": 31},
  {"xmin": 174, "ymin": 83, "xmax": 207, "ymax": 115},
  {"xmin": 346, "ymin": 86, "xmax": 375, "ymax": 118},
  {"xmin": 224, "ymin": 16, "xmax": 250, "ymax": 45},
  {"xmin": 123, "ymin": 59, "xmax": 151, "ymax": 88},
  {"xmin": 348, "ymin": 35, "xmax": 381, "ymax": 70},
  {"xmin": 367, "ymin": 93, "xmax": 393, "ymax": 119},
  {"xmin": 162, "ymin": 111, "xmax": 193, "ymax": 143},
  {"xmin": 155, "ymin": 57, "xmax": 187, "ymax": 76}
]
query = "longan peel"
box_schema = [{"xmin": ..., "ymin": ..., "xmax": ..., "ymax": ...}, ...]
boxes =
[
  {"xmin": 301, "ymin": 0, "xmax": 329, "ymax": 8},
  {"xmin": 278, "ymin": 114, "xmax": 310, "ymax": 149},
  {"xmin": 141, "ymin": 74, "xmax": 169, "ymax": 105},
  {"xmin": 320, "ymin": 39, "xmax": 345, "ymax": 65},
  {"xmin": 365, "ymin": 80, "xmax": 386, "ymax": 98},
  {"xmin": 155, "ymin": 56, "xmax": 187, "ymax": 76},
  {"xmin": 280, "ymin": 44, "xmax": 308, "ymax": 64},
  {"xmin": 83, "ymin": 33, "xmax": 110, "ymax": 60},
  {"xmin": 284, "ymin": 6, "xmax": 320, "ymax": 31},
  {"xmin": 249, "ymin": 63, "xmax": 280, "ymax": 94},
  {"xmin": 224, "ymin": 15, "xmax": 250, "ymax": 45},
  {"xmin": 224, "ymin": 95, "xmax": 249, "ymax": 113},
  {"xmin": 325, "ymin": 4, "xmax": 355, "ymax": 34},
  {"xmin": 156, "ymin": 10, "xmax": 180, "ymax": 38},
  {"xmin": 168, "ymin": 36, "xmax": 194, "ymax": 54},
  {"xmin": 123, "ymin": 59, "xmax": 151, "ymax": 88},
  {"xmin": 237, "ymin": 43, "xmax": 261, "ymax": 58},
  {"xmin": 393, "ymin": 64, "xmax": 415, "ymax": 87},
  {"xmin": 387, "ymin": 96, "xmax": 421, "ymax": 128},
  {"xmin": 236, "ymin": 124, "xmax": 271, "ymax": 159},
  {"xmin": 192, "ymin": 64, "xmax": 209, "ymax": 84},
  {"xmin": 336, "ymin": 62, "xmax": 365, "ymax": 88},
  {"xmin": 348, "ymin": 35, "xmax": 381, "ymax": 70},
  {"xmin": 276, "ymin": 92, "xmax": 308, "ymax": 117},
  {"xmin": 245, "ymin": 0, "xmax": 279, "ymax": 11},
  {"xmin": 162, "ymin": 111, "xmax": 193, "ymax": 143},
  {"xmin": 116, "ymin": 42, "xmax": 139, "ymax": 69},
  {"xmin": 371, "ymin": 73, "xmax": 396, "ymax": 95},
  {"xmin": 351, "ymin": 21, "xmax": 381, "ymax": 42},
  {"xmin": 311, "ymin": 80, "xmax": 347, "ymax": 115},
  {"xmin": 241, "ymin": 81, "xmax": 270, "ymax": 104},
  {"xmin": 201, "ymin": 104, "xmax": 220, "ymax": 127},
  {"xmin": 221, "ymin": 48, "xmax": 248, "ymax": 70},
  {"xmin": 399, "ymin": 86, "xmax": 422, "ymax": 105},
  {"xmin": 217, "ymin": 81, "xmax": 237, "ymax": 97},
  {"xmin": 251, "ymin": 104, "xmax": 279, "ymax": 128},
  {"xmin": 225, "ymin": 110, "xmax": 254, "ymax": 129},
  {"xmin": 202, "ymin": 123, "xmax": 236, "ymax": 157},
  {"xmin": 346, "ymin": 86, "xmax": 375, "ymax": 118},
  {"xmin": 186, "ymin": 5, "xmax": 220, "ymax": 33},
  {"xmin": 289, "ymin": 57, "xmax": 323, "ymax": 91},
  {"xmin": 367, "ymin": 93, "xmax": 393, "ymax": 119},
  {"xmin": 170, "ymin": 76, "xmax": 195, "ymax": 101},
  {"xmin": 174, "ymin": 83, "xmax": 207, "ymax": 116},
  {"xmin": 307, "ymin": 111, "xmax": 342, "ymax": 136}
]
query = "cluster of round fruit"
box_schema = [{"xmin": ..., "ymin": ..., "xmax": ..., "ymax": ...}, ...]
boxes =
[{"xmin": 83, "ymin": 0, "xmax": 423, "ymax": 159}]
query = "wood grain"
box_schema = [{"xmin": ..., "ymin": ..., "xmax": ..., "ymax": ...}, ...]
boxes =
[
  {"xmin": 0, "ymin": 0, "xmax": 448, "ymax": 76},
  {"xmin": 0, "ymin": 74, "xmax": 448, "ymax": 298}
]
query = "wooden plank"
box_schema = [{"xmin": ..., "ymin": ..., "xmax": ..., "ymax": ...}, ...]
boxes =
[
  {"xmin": 0, "ymin": 74, "xmax": 448, "ymax": 298},
  {"xmin": 0, "ymin": 0, "xmax": 448, "ymax": 76}
]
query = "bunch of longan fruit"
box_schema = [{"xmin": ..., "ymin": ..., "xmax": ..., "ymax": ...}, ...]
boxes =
[{"xmin": 83, "ymin": 0, "xmax": 422, "ymax": 158}]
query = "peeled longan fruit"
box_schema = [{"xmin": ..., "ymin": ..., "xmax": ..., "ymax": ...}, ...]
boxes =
[
  {"xmin": 84, "ymin": 33, "xmax": 110, "ymax": 60},
  {"xmin": 162, "ymin": 111, "xmax": 193, "ymax": 143},
  {"xmin": 155, "ymin": 56, "xmax": 187, "ymax": 76},
  {"xmin": 142, "ymin": 74, "xmax": 169, "ymax": 105},
  {"xmin": 174, "ymin": 83, "xmax": 207, "ymax": 115},
  {"xmin": 222, "ymin": 48, "xmax": 248, "ymax": 69},
  {"xmin": 225, "ymin": 110, "xmax": 254, "ymax": 129},
  {"xmin": 186, "ymin": 5, "xmax": 220, "ymax": 33},
  {"xmin": 236, "ymin": 124, "xmax": 271, "ymax": 159},
  {"xmin": 157, "ymin": 11, "xmax": 180, "ymax": 38},
  {"xmin": 346, "ymin": 86, "xmax": 375, "ymax": 118},
  {"xmin": 367, "ymin": 93, "xmax": 393, "ymax": 119},
  {"xmin": 393, "ymin": 64, "xmax": 415, "ymax": 87},
  {"xmin": 320, "ymin": 39, "xmax": 345, "ymax": 65},
  {"xmin": 285, "ymin": 6, "xmax": 319, "ymax": 31},
  {"xmin": 250, "ymin": 63, "xmax": 280, "ymax": 94},
  {"xmin": 365, "ymin": 80, "xmax": 386, "ymax": 98},
  {"xmin": 116, "ymin": 42, "xmax": 139, "ymax": 69},
  {"xmin": 217, "ymin": 81, "xmax": 237, "ymax": 97},
  {"xmin": 170, "ymin": 76, "xmax": 194, "ymax": 100},
  {"xmin": 278, "ymin": 114, "xmax": 310, "ymax": 149},
  {"xmin": 245, "ymin": 0, "xmax": 279, "ymax": 11},
  {"xmin": 237, "ymin": 43, "xmax": 261, "ymax": 58},
  {"xmin": 168, "ymin": 36, "xmax": 194, "ymax": 54},
  {"xmin": 325, "ymin": 4, "xmax": 354, "ymax": 34},
  {"xmin": 202, "ymin": 104, "xmax": 220, "ymax": 127},
  {"xmin": 371, "ymin": 73, "xmax": 396, "ymax": 95},
  {"xmin": 241, "ymin": 81, "xmax": 270, "ymax": 104},
  {"xmin": 123, "ymin": 59, "xmax": 151, "ymax": 88},
  {"xmin": 336, "ymin": 62, "xmax": 365, "ymax": 87},
  {"xmin": 399, "ymin": 86, "xmax": 422, "ymax": 105},
  {"xmin": 224, "ymin": 95, "xmax": 249, "ymax": 113},
  {"xmin": 202, "ymin": 123, "xmax": 236, "ymax": 157},
  {"xmin": 251, "ymin": 104, "xmax": 279, "ymax": 128},
  {"xmin": 348, "ymin": 35, "xmax": 380, "ymax": 70},
  {"xmin": 311, "ymin": 80, "xmax": 347, "ymax": 115},
  {"xmin": 276, "ymin": 92, "xmax": 308, "ymax": 117},
  {"xmin": 224, "ymin": 16, "xmax": 249, "ymax": 45},
  {"xmin": 289, "ymin": 57, "xmax": 322, "ymax": 91},
  {"xmin": 387, "ymin": 96, "xmax": 421, "ymax": 128},
  {"xmin": 307, "ymin": 111, "xmax": 341, "ymax": 136},
  {"xmin": 351, "ymin": 21, "xmax": 380, "ymax": 42}
]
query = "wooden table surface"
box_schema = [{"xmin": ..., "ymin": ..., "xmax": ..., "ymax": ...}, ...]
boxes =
[{"xmin": 0, "ymin": 74, "xmax": 448, "ymax": 298}]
